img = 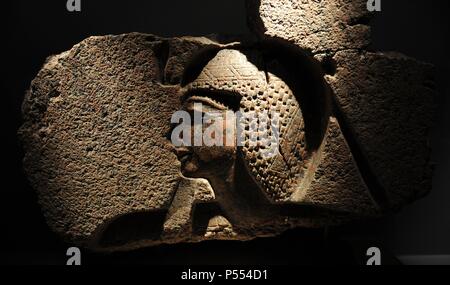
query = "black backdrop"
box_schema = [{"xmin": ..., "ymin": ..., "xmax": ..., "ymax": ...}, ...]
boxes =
[{"xmin": 2, "ymin": 0, "xmax": 449, "ymax": 264}]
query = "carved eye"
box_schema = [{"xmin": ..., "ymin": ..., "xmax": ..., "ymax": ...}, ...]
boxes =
[
  {"xmin": 184, "ymin": 89, "xmax": 242, "ymax": 111},
  {"xmin": 186, "ymin": 95, "xmax": 228, "ymax": 111}
]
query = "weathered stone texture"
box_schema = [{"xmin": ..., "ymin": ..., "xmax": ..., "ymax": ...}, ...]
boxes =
[
  {"xmin": 301, "ymin": 118, "xmax": 379, "ymax": 215},
  {"xmin": 19, "ymin": 33, "xmax": 218, "ymax": 247},
  {"xmin": 327, "ymin": 51, "xmax": 435, "ymax": 209},
  {"xmin": 246, "ymin": 0, "xmax": 371, "ymax": 54},
  {"xmin": 246, "ymin": 0, "xmax": 435, "ymax": 210}
]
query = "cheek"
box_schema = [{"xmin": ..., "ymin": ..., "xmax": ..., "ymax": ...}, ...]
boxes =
[
  {"xmin": 188, "ymin": 112, "xmax": 237, "ymax": 162},
  {"xmin": 203, "ymin": 116, "xmax": 237, "ymax": 147},
  {"xmin": 220, "ymin": 115, "xmax": 238, "ymax": 148}
]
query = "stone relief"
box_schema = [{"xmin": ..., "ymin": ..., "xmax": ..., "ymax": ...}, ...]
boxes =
[{"xmin": 19, "ymin": 0, "xmax": 434, "ymax": 251}]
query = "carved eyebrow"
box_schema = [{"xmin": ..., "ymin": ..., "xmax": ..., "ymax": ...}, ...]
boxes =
[
  {"xmin": 183, "ymin": 88, "xmax": 242, "ymax": 112},
  {"xmin": 186, "ymin": 95, "xmax": 228, "ymax": 111}
]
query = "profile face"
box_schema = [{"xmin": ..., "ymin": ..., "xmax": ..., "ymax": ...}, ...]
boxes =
[
  {"xmin": 171, "ymin": 47, "xmax": 326, "ymax": 203},
  {"xmin": 173, "ymin": 94, "xmax": 237, "ymax": 177}
]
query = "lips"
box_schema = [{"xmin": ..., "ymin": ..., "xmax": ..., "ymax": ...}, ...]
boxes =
[
  {"xmin": 175, "ymin": 147, "xmax": 193, "ymax": 163},
  {"xmin": 175, "ymin": 147, "xmax": 200, "ymax": 174}
]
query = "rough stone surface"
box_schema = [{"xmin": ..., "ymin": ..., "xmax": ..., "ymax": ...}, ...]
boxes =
[
  {"xmin": 246, "ymin": 0, "xmax": 371, "ymax": 54},
  {"xmin": 246, "ymin": 0, "xmax": 435, "ymax": 211},
  {"xmin": 19, "ymin": 33, "xmax": 221, "ymax": 248},
  {"xmin": 327, "ymin": 51, "xmax": 435, "ymax": 209},
  {"xmin": 301, "ymin": 118, "xmax": 379, "ymax": 215}
]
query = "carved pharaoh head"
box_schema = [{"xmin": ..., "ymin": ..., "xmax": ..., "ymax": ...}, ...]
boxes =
[{"xmin": 176, "ymin": 43, "xmax": 330, "ymax": 204}]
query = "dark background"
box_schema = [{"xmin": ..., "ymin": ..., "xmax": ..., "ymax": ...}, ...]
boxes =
[{"xmin": 2, "ymin": 0, "xmax": 449, "ymax": 264}]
